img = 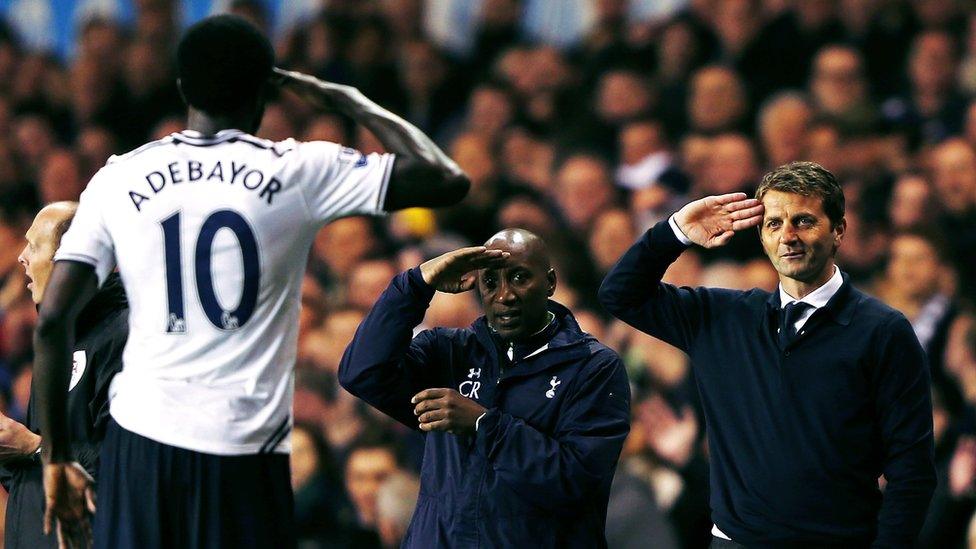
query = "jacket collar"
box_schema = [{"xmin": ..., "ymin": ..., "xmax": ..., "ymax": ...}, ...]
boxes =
[
  {"xmin": 766, "ymin": 270, "xmax": 857, "ymax": 326},
  {"xmin": 472, "ymin": 300, "xmax": 593, "ymax": 381}
]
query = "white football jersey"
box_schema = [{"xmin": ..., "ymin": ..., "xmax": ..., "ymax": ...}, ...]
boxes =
[{"xmin": 56, "ymin": 129, "xmax": 393, "ymax": 455}]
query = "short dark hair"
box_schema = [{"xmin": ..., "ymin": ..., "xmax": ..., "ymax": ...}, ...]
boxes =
[
  {"xmin": 756, "ymin": 161, "xmax": 845, "ymax": 227},
  {"xmin": 176, "ymin": 15, "xmax": 274, "ymax": 116}
]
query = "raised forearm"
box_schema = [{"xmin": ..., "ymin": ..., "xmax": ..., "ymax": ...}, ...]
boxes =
[
  {"xmin": 330, "ymin": 87, "xmax": 461, "ymax": 173},
  {"xmin": 279, "ymin": 70, "xmax": 461, "ymax": 175}
]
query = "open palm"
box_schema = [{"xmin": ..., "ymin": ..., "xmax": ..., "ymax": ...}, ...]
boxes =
[
  {"xmin": 419, "ymin": 247, "xmax": 509, "ymax": 293},
  {"xmin": 673, "ymin": 192, "xmax": 764, "ymax": 248}
]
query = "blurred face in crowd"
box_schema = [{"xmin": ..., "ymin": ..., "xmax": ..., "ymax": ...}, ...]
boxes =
[
  {"xmin": 589, "ymin": 209, "xmax": 636, "ymax": 273},
  {"xmin": 467, "ymin": 86, "xmax": 514, "ymax": 140},
  {"xmin": 451, "ymin": 132, "xmax": 497, "ymax": 196},
  {"xmin": 347, "ymin": 259, "xmax": 398, "ymax": 311},
  {"xmin": 930, "ymin": 139, "xmax": 976, "ymax": 215},
  {"xmin": 805, "ymin": 122, "xmax": 843, "ymax": 173},
  {"xmin": 909, "ymin": 31, "xmax": 956, "ymax": 94},
  {"xmin": 76, "ymin": 126, "xmax": 117, "ymax": 178},
  {"xmin": 400, "ymin": 40, "xmax": 445, "ymax": 99},
  {"xmin": 619, "ymin": 121, "xmax": 666, "ymax": 165},
  {"xmin": 759, "ymin": 95, "xmax": 813, "ymax": 168},
  {"xmin": 887, "ymin": 234, "xmax": 943, "ymax": 301},
  {"xmin": 39, "ymin": 150, "xmax": 84, "ymax": 203},
  {"xmin": 317, "ymin": 308, "xmax": 366, "ymax": 373},
  {"xmin": 760, "ymin": 191, "xmax": 846, "ymax": 287},
  {"xmin": 496, "ymin": 196, "xmax": 556, "ymax": 237},
  {"xmin": 14, "ymin": 115, "xmax": 55, "ymax": 169},
  {"xmin": 596, "ymin": 70, "xmax": 652, "ymax": 124},
  {"xmin": 889, "ymin": 174, "xmax": 934, "ymax": 229},
  {"xmin": 345, "ymin": 447, "xmax": 398, "ymax": 527},
  {"xmin": 701, "ymin": 134, "xmax": 759, "ymax": 195},
  {"xmin": 314, "ymin": 217, "xmax": 376, "ymax": 279},
  {"xmin": 479, "ymin": 230, "xmax": 556, "ymax": 342},
  {"xmin": 18, "ymin": 203, "xmax": 76, "ymax": 304},
  {"xmin": 712, "ymin": 0, "xmax": 761, "ymax": 54},
  {"xmin": 811, "ymin": 46, "xmax": 866, "ymax": 115},
  {"xmin": 290, "ymin": 426, "xmax": 320, "ymax": 491},
  {"xmin": 554, "ymin": 155, "xmax": 615, "ymax": 230},
  {"xmin": 688, "ymin": 65, "xmax": 747, "ymax": 133}
]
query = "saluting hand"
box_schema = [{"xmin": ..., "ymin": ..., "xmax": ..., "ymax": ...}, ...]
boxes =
[
  {"xmin": 673, "ymin": 192, "xmax": 764, "ymax": 248},
  {"xmin": 419, "ymin": 246, "xmax": 509, "ymax": 294}
]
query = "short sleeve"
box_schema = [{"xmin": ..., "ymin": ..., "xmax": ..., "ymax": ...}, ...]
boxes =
[
  {"xmin": 291, "ymin": 141, "xmax": 395, "ymax": 221},
  {"xmin": 54, "ymin": 175, "xmax": 116, "ymax": 286}
]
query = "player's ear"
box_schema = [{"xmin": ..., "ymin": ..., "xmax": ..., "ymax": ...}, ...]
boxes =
[{"xmin": 547, "ymin": 269, "xmax": 556, "ymax": 297}]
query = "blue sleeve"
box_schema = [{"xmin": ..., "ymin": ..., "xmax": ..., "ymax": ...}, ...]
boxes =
[
  {"xmin": 598, "ymin": 220, "xmax": 706, "ymax": 353},
  {"xmin": 338, "ymin": 267, "xmax": 446, "ymax": 429},
  {"xmin": 474, "ymin": 351, "xmax": 631, "ymax": 509},
  {"xmin": 872, "ymin": 315, "xmax": 937, "ymax": 548}
]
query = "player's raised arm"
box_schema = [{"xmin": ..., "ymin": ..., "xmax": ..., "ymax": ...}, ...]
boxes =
[{"xmin": 273, "ymin": 69, "xmax": 469, "ymax": 210}]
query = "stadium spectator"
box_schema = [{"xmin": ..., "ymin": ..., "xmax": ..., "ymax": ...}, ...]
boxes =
[
  {"xmin": 686, "ymin": 65, "xmax": 749, "ymax": 134},
  {"xmin": 757, "ymin": 92, "xmax": 814, "ymax": 168},
  {"xmin": 553, "ymin": 152, "xmax": 618, "ymax": 232},
  {"xmin": 341, "ymin": 440, "xmax": 399, "ymax": 546},
  {"xmin": 810, "ymin": 45, "xmax": 878, "ymax": 133}
]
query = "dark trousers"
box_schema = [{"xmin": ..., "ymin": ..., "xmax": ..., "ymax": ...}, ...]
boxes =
[{"xmin": 94, "ymin": 419, "xmax": 295, "ymax": 549}]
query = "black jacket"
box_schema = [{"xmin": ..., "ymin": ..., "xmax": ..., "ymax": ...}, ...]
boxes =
[
  {"xmin": 599, "ymin": 221, "xmax": 936, "ymax": 548},
  {"xmin": 2, "ymin": 274, "xmax": 127, "ymax": 549}
]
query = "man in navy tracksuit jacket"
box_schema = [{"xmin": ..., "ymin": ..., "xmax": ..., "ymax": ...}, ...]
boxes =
[
  {"xmin": 599, "ymin": 162, "xmax": 935, "ymax": 548},
  {"xmin": 339, "ymin": 229, "xmax": 630, "ymax": 548}
]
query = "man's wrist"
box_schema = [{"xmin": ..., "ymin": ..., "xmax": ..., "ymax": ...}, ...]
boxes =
[
  {"xmin": 29, "ymin": 434, "xmax": 42, "ymax": 457},
  {"xmin": 668, "ymin": 214, "xmax": 693, "ymax": 246}
]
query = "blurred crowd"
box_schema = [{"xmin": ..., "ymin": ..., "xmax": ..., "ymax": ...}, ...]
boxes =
[{"xmin": 1, "ymin": 0, "xmax": 976, "ymax": 547}]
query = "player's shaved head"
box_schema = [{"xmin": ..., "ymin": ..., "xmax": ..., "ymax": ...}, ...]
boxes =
[{"xmin": 484, "ymin": 228, "xmax": 551, "ymax": 270}]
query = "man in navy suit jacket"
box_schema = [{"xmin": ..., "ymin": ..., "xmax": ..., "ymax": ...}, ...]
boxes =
[{"xmin": 600, "ymin": 161, "xmax": 935, "ymax": 548}]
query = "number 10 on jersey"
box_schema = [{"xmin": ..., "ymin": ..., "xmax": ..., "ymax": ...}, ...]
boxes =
[{"xmin": 160, "ymin": 209, "xmax": 260, "ymax": 333}]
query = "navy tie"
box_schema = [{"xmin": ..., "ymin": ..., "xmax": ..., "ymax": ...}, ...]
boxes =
[{"xmin": 780, "ymin": 301, "xmax": 812, "ymax": 347}]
